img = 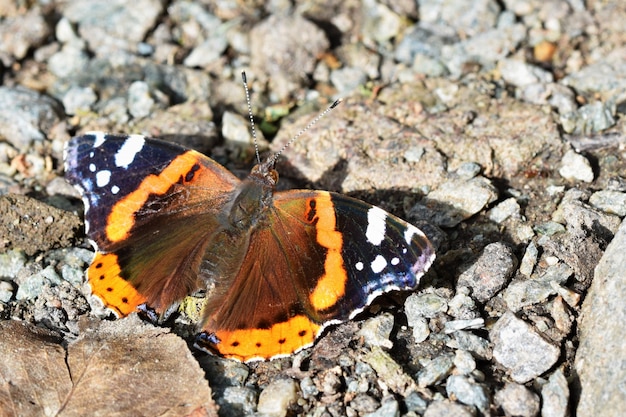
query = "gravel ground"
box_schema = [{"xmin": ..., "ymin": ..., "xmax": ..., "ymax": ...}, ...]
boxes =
[{"xmin": 0, "ymin": 1, "xmax": 625, "ymax": 416}]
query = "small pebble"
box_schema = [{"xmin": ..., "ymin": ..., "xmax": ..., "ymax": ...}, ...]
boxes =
[
  {"xmin": 541, "ymin": 369, "xmax": 570, "ymax": 417},
  {"xmin": 257, "ymin": 378, "xmax": 298, "ymax": 417},
  {"xmin": 453, "ymin": 350, "xmax": 477, "ymax": 375},
  {"xmin": 446, "ymin": 375, "xmax": 490, "ymax": 415},
  {"xmin": 491, "ymin": 311, "xmax": 560, "ymax": 383},
  {"xmin": 417, "ymin": 354, "xmax": 455, "ymax": 387},
  {"xmin": 559, "ymin": 150, "xmax": 595, "ymax": 183},
  {"xmin": 494, "ymin": 382, "xmax": 540, "ymax": 417},
  {"xmin": 588, "ymin": 190, "xmax": 626, "ymax": 216},
  {"xmin": 423, "ymin": 399, "xmax": 476, "ymax": 417},
  {"xmin": 488, "ymin": 197, "xmax": 521, "ymax": 223},
  {"xmin": 358, "ymin": 313, "xmax": 394, "ymax": 349},
  {"xmin": 519, "ymin": 241, "xmax": 539, "ymax": 277},
  {"xmin": 457, "ymin": 242, "xmax": 517, "ymax": 303}
]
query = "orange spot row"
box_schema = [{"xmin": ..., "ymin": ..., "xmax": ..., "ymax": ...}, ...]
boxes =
[
  {"xmin": 105, "ymin": 151, "xmax": 202, "ymax": 243},
  {"xmin": 88, "ymin": 252, "xmax": 146, "ymax": 317},
  {"xmin": 212, "ymin": 315, "xmax": 321, "ymax": 361}
]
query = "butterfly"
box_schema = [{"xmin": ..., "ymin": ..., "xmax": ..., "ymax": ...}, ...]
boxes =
[{"xmin": 64, "ymin": 80, "xmax": 435, "ymax": 362}]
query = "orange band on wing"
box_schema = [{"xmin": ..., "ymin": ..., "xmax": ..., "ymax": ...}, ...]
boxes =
[
  {"xmin": 307, "ymin": 192, "xmax": 347, "ymax": 311},
  {"xmin": 105, "ymin": 151, "xmax": 202, "ymax": 243},
  {"xmin": 212, "ymin": 315, "xmax": 321, "ymax": 362},
  {"xmin": 88, "ymin": 252, "xmax": 146, "ymax": 316}
]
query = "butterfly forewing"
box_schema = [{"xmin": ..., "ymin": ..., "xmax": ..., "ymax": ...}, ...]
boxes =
[{"xmin": 65, "ymin": 133, "xmax": 241, "ymax": 314}]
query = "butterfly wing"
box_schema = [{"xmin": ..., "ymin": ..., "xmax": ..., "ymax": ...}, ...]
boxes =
[
  {"xmin": 199, "ymin": 190, "xmax": 435, "ymax": 362},
  {"xmin": 64, "ymin": 133, "xmax": 241, "ymax": 315}
]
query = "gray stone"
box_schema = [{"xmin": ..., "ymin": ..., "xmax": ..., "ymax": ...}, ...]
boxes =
[
  {"xmin": 257, "ymin": 378, "xmax": 298, "ymax": 417},
  {"xmin": 498, "ymin": 59, "xmax": 553, "ymax": 87},
  {"xmin": 561, "ymin": 101, "xmax": 616, "ymax": 135},
  {"xmin": 554, "ymin": 192, "xmax": 622, "ymax": 236},
  {"xmin": 16, "ymin": 265, "xmax": 62, "ymax": 300},
  {"xmin": 455, "ymin": 162, "xmax": 481, "ymax": 180},
  {"xmin": 63, "ymin": 0, "xmax": 164, "ymax": 54},
  {"xmin": 361, "ymin": 347, "xmax": 418, "ymax": 396},
  {"xmin": 520, "ymin": 83, "xmax": 577, "ymax": 115},
  {"xmin": 447, "ymin": 288, "xmax": 480, "ymax": 320},
  {"xmin": 409, "ymin": 316, "xmax": 430, "ymax": 343},
  {"xmin": 361, "ymin": 0, "xmax": 402, "ymax": 45},
  {"xmin": 541, "ymin": 369, "xmax": 570, "ymax": 417},
  {"xmin": 395, "ymin": 26, "xmax": 451, "ymax": 65},
  {"xmin": 562, "ymin": 60, "xmax": 626, "ymax": 99},
  {"xmin": 424, "ymin": 400, "xmax": 476, "ymax": 417},
  {"xmin": 0, "ymin": 7, "xmax": 50, "ymax": 63},
  {"xmin": 363, "ymin": 398, "xmax": 399, "ymax": 417},
  {"xmin": 519, "ymin": 241, "xmax": 539, "ymax": 277},
  {"xmin": 0, "ymin": 249, "xmax": 27, "ymax": 278},
  {"xmin": 405, "ymin": 293, "xmax": 448, "ymax": 320},
  {"xmin": 330, "ymin": 67, "xmax": 368, "ymax": 97},
  {"xmin": 419, "ymin": 0, "xmax": 500, "ymax": 38},
  {"xmin": 491, "ymin": 311, "xmax": 560, "ymax": 383},
  {"xmin": 417, "ymin": 354, "xmax": 454, "ymax": 387},
  {"xmin": 127, "ymin": 81, "xmax": 155, "ymax": 119},
  {"xmin": 457, "ymin": 243, "xmax": 517, "ymax": 303},
  {"xmin": 534, "ymin": 221, "xmax": 566, "ymax": 236},
  {"xmin": 358, "ymin": 313, "xmax": 394, "ymax": 349},
  {"xmin": 588, "ymin": 190, "xmax": 626, "ymax": 216},
  {"xmin": 453, "ymin": 350, "xmax": 477, "ymax": 375},
  {"xmin": 425, "ymin": 176, "xmax": 499, "ymax": 227},
  {"xmin": 250, "ymin": 14, "xmax": 329, "ymax": 101},
  {"xmin": 503, "ymin": 280, "xmax": 555, "ymax": 314},
  {"xmin": 184, "ymin": 35, "xmax": 229, "ymax": 68},
  {"xmin": 349, "ymin": 393, "xmax": 379, "ymax": 414},
  {"xmin": 0, "ymin": 281, "xmax": 14, "ymax": 303},
  {"xmin": 221, "ymin": 111, "xmax": 255, "ymax": 145},
  {"xmin": 576, "ymin": 219, "xmax": 626, "ymax": 417},
  {"xmin": 62, "ymin": 86, "xmax": 97, "ymax": 115},
  {"xmin": 446, "ymin": 375, "xmax": 490, "ymax": 415},
  {"xmin": 300, "ymin": 376, "xmax": 319, "ymax": 399},
  {"xmin": 442, "ymin": 24, "xmax": 526, "ymax": 78},
  {"xmin": 443, "ymin": 318, "xmax": 484, "ymax": 333},
  {"xmin": 0, "ymin": 87, "xmax": 63, "ymax": 151},
  {"xmin": 558, "ymin": 150, "xmax": 594, "ymax": 183},
  {"xmin": 488, "ymin": 197, "xmax": 521, "ymax": 224},
  {"xmin": 218, "ymin": 386, "xmax": 257, "ymax": 416},
  {"xmin": 494, "ymin": 382, "xmax": 540, "ymax": 417},
  {"xmin": 448, "ymin": 330, "xmax": 492, "ymax": 361}
]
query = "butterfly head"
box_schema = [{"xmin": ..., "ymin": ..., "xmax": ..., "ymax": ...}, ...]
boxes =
[{"xmin": 250, "ymin": 158, "xmax": 279, "ymax": 187}]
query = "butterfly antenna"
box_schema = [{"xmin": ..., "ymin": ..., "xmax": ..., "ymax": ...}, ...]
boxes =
[
  {"xmin": 269, "ymin": 97, "xmax": 342, "ymax": 166},
  {"xmin": 241, "ymin": 71, "xmax": 261, "ymax": 164}
]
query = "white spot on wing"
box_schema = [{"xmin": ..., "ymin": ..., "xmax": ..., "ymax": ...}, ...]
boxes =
[
  {"xmin": 115, "ymin": 135, "xmax": 145, "ymax": 168},
  {"xmin": 371, "ymin": 255, "xmax": 387, "ymax": 273},
  {"xmin": 404, "ymin": 224, "xmax": 424, "ymax": 245},
  {"xmin": 96, "ymin": 170, "xmax": 111, "ymax": 187},
  {"xmin": 366, "ymin": 206, "xmax": 387, "ymax": 246},
  {"xmin": 355, "ymin": 261, "xmax": 364, "ymax": 271},
  {"xmin": 91, "ymin": 132, "xmax": 106, "ymax": 147},
  {"xmin": 391, "ymin": 257, "xmax": 400, "ymax": 265},
  {"xmin": 111, "ymin": 185, "xmax": 120, "ymax": 194},
  {"xmin": 89, "ymin": 163, "xmax": 96, "ymax": 172}
]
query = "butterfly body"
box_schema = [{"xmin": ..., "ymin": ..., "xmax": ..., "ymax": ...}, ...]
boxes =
[{"xmin": 64, "ymin": 132, "xmax": 435, "ymax": 362}]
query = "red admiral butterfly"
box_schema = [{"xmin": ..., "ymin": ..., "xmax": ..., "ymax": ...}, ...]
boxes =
[{"xmin": 64, "ymin": 76, "xmax": 435, "ymax": 362}]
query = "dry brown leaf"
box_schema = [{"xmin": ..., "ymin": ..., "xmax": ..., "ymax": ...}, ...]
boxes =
[{"xmin": 0, "ymin": 317, "xmax": 218, "ymax": 417}]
